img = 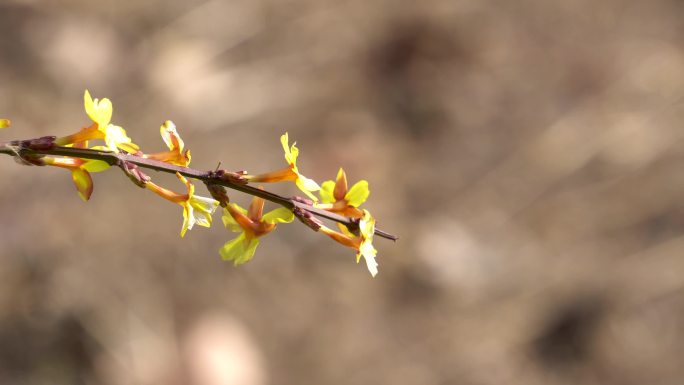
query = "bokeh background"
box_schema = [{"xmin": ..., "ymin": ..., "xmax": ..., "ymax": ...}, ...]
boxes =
[{"xmin": 1, "ymin": 0, "xmax": 684, "ymax": 384}]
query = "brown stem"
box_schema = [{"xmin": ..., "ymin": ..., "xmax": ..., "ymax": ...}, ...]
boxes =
[{"xmin": 0, "ymin": 140, "xmax": 398, "ymax": 241}]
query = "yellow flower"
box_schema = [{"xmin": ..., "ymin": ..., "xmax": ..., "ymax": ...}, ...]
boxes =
[
  {"xmin": 0, "ymin": 118, "xmax": 10, "ymax": 129},
  {"xmin": 144, "ymin": 121, "xmax": 191, "ymax": 167},
  {"xmin": 146, "ymin": 173, "xmax": 219, "ymax": 237},
  {"xmin": 55, "ymin": 90, "xmax": 139, "ymax": 153},
  {"xmin": 317, "ymin": 168, "xmax": 369, "ymax": 218},
  {"xmin": 42, "ymin": 153, "xmax": 110, "ymax": 201},
  {"xmin": 220, "ymin": 194, "xmax": 294, "ymax": 265},
  {"xmin": 247, "ymin": 133, "xmax": 320, "ymax": 202},
  {"xmin": 319, "ymin": 210, "xmax": 378, "ymax": 277},
  {"xmin": 102, "ymin": 124, "xmax": 138, "ymax": 153},
  {"xmin": 83, "ymin": 89, "xmax": 112, "ymax": 129}
]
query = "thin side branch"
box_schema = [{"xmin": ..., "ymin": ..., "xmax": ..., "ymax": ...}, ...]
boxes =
[{"xmin": 0, "ymin": 139, "xmax": 398, "ymax": 241}]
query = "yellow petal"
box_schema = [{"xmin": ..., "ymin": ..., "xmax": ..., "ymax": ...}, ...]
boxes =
[
  {"xmin": 280, "ymin": 132, "xmax": 298, "ymax": 165},
  {"xmin": 189, "ymin": 195, "xmax": 219, "ymax": 227},
  {"xmin": 359, "ymin": 245, "xmax": 378, "ymax": 277},
  {"xmin": 219, "ymin": 233, "xmax": 260, "ymax": 265},
  {"xmin": 81, "ymin": 159, "xmax": 110, "ymax": 173},
  {"xmin": 71, "ymin": 168, "xmax": 93, "ymax": 202},
  {"xmin": 319, "ymin": 180, "xmax": 335, "ymax": 203},
  {"xmin": 180, "ymin": 195, "xmax": 217, "ymax": 236},
  {"xmin": 240, "ymin": 237, "xmax": 260, "ymax": 264},
  {"xmin": 296, "ymin": 176, "xmax": 321, "ymax": 202},
  {"xmin": 280, "ymin": 132, "xmax": 289, "ymax": 152},
  {"xmin": 262, "ymin": 207, "xmax": 294, "ymax": 224},
  {"xmin": 83, "ymin": 90, "xmax": 94, "ymax": 120},
  {"xmin": 181, "ymin": 203, "xmax": 192, "ymax": 237},
  {"xmin": 288, "ymin": 143, "xmax": 299, "ymax": 165},
  {"xmin": 160, "ymin": 120, "xmax": 184, "ymax": 152},
  {"xmin": 0, "ymin": 118, "xmax": 10, "ymax": 128},
  {"xmin": 357, "ymin": 210, "xmax": 378, "ymax": 276},
  {"xmin": 359, "ymin": 210, "xmax": 376, "ymax": 240},
  {"xmin": 345, "ymin": 180, "xmax": 370, "ymax": 207},
  {"xmin": 104, "ymin": 125, "xmax": 139, "ymax": 153},
  {"xmin": 84, "ymin": 90, "xmax": 112, "ymax": 128}
]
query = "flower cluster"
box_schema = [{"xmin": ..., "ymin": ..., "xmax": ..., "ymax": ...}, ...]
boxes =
[
  {"xmin": 218, "ymin": 133, "xmax": 379, "ymax": 275},
  {"xmin": 237, "ymin": 135, "xmax": 378, "ymax": 275},
  {"xmin": 4, "ymin": 91, "xmax": 383, "ymax": 276}
]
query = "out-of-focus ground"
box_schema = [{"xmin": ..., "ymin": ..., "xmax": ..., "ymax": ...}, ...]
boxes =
[{"xmin": 1, "ymin": 0, "xmax": 684, "ymax": 384}]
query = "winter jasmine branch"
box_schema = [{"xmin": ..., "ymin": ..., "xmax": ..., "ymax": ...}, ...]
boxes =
[
  {"xmin": 0, "ymin": 138, "xmax": 398, "ymax": 242},
  {"xmin": 0, "ymin": 90, "xmax": 395, "ymax": 277}
]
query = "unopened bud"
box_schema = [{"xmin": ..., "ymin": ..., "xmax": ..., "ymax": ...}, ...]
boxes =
[
  {"xmin": 119, "ymin": 160, "xmax": 150, "ymax": 188},
  {"xmin": 291, "ymin": 196, "xmax": 314, "ymax": 206},
  {"xmin": 206, "ymin": 183, "xmax": 230, "ymax": 207},
  {"xmin": 211, "ymin": 169, "xmax": 248, "ymax": 185},
  {"xmin": 24, "ymin": 136, "xmax": 56, "ymax": 151},
  {"xmin": 293, "ymin": 207, "xmax": 323, "ymax": 232}
]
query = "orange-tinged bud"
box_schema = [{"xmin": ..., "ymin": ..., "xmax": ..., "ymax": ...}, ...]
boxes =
[{"xmin": 333, "ymin": 168, "xmax": 348, "ymax": 201}]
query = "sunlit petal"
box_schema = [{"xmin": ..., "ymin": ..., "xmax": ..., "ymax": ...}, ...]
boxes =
[
  {"xmin": 359, "ymin": 245, "xmax": 378, "ymax": 277},
  {"xmin": 160, "ymin": 120, "xmax": 184, "ymax": 151},
  {"xmin": 280, "ymin": 133, "xmax": 299, "ymax": 165},
  {"xmin": 345, "ymin": 180, "xmax": 370, "ymax": 207},
  {"xmin": 84, "ymin": 90, "xmax": 112, "ymax": 129},
  {"xmin": 262, "ymin": 208, "xmax": 294, "ymax": 224},
  {"xmin": 219, "ymin": 233, "xmax": 260, "ymax": 265},
  {"xmin": 81, "ymin": 159, "xmax": 110, "ymax": 173},
  {"xmin": 71, "ymin": 168, "xmax": 93, "ymax": 202},
  {"xmin": 104, "ymin": 125, "xmax": 139, "ymax": 153},
  {"xmin": 359, "ymin": 210, "xmax": 376, "ymax": 239},
  {"xmin": 180, "ymin": 203, "xmax": 195, "ymax": 237},
  {"xmin": 190, "ymin": 195, "xmax": 219, "ymax": 227},
  {"xmin": 357, "ymin": 210, "xmax": 378, "ymax": 276},
  {"xmin": 319, "ymin": 180, "xmax": 335, "ymax": 204},
  {"xmin": 296, "ymin": 178, "xmax": 321, "ymax": 202}
]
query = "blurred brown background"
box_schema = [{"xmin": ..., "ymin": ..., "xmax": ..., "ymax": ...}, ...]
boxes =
[{"xmin": 1, "ymin": 0, "xmax": 684, "ymax": 384}]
